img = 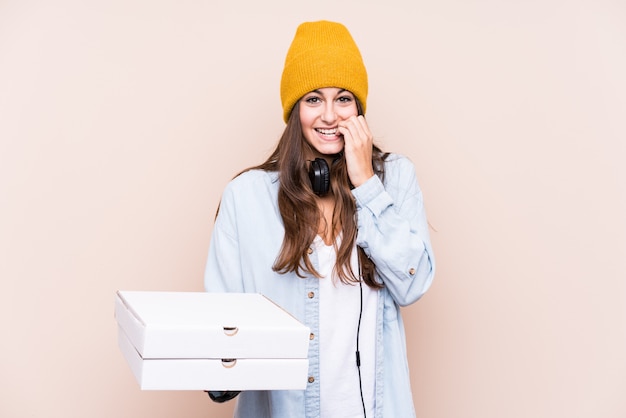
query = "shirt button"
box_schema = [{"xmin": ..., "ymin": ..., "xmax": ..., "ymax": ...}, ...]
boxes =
[
  {"xmin": 309, "ymin": 333, "xmax": 315, "ymax": 340},
  {"xmin": 308, "ymin": 291, "xmax": 315, "ymax": 298},
  {"xmin": 409, "ymin": 267, "xmax": 416, "ymax": 275},
  {"xmin": 308, "ymin": 376, "xmax": 315, "ymax": 383},
  {"xmin": 307, "ymin": 247, "xmax": 313, "ymax": 254}
]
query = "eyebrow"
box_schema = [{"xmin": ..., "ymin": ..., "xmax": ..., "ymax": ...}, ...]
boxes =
[{"xmin": 309, "ymin": 89, "xmax": 348, "ymax": 95}]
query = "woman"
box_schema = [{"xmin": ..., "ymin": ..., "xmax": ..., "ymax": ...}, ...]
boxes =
[{"xmin": 205, "ymin": 20, "xmax": 435, "ymax": 418}]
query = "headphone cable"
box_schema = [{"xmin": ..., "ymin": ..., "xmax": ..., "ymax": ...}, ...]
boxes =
[{"xmin": 356, "ymin": 276, "xmax": 366, "ymax": 417}]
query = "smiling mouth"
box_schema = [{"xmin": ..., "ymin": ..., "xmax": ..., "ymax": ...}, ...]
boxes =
[{"xmin": 315, "ymin": 128, "xmax": 339, "ymax": 136}]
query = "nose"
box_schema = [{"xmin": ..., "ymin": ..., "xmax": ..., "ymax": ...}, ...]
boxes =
[{"xmin": 320, "ymin": 103, "xmax": 337, "ymax": 124}]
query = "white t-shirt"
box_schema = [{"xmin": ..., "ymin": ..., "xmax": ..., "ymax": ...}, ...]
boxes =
[{"xmin": 315, "ymin": 236, "xmax": 378, "ymax": 418}]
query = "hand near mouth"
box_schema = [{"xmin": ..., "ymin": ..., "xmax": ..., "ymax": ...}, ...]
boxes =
[{"xmin": 338, "ymin": 115, "xmax": 375, "ymax": 188}]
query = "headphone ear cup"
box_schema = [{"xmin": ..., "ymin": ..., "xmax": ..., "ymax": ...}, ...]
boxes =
[{"xmin": 309, "ymin": 158, "xmax": 330, "ymax": 196}]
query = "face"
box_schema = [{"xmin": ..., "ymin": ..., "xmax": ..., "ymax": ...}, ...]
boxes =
[{"xmin": 299, "ymin": 87, "xmax": 358, "ymax": 158}]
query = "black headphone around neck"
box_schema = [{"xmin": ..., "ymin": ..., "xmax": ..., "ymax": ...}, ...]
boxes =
[{"xmin": 308, "ymin": 158, "xmax": 330, "ymax": 196}]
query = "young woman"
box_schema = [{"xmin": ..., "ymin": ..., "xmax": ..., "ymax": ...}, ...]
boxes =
[{"xmin": 205, "ymin": 20, "xmax": 435, "ymax": 418}]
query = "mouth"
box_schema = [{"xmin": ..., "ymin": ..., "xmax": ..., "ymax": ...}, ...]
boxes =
[{"xmin": 315, "ymin": 128, "xmax": 341, "ymax": 139}]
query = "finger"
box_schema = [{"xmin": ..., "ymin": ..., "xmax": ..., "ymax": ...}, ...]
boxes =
[
  {"xmin": 339, "ymin": 116, "xmax": 369, "ymax": 147},
  {"xmin": 356, "ymin": 116, "xmax": 372, "ymax": 140},
  {"xmin": 348, "ymin": 116, "xmax": 371, "ymax": 144}
]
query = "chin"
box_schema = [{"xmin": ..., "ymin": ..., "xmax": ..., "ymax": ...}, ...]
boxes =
[{"xmin": 315, "ymin": 144, "xmax": 344, "ymax": 157}]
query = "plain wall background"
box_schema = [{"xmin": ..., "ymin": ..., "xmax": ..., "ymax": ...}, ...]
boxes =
[{"xmin": 1, "ymin": 0, "xmax": 625, "ymax": 417}]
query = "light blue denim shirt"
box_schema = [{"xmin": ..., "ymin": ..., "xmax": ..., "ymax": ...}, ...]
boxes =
[{"xmin": 204, "ymin": 154, "xmax": 435, "ymax": 418}]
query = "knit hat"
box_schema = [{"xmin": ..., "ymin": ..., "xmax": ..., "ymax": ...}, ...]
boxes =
[{"xmin": 280, "ymin": 21, "xmax": 368, "ymax": 123}]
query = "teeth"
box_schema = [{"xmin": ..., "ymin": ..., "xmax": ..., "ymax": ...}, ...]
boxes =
[{"xmin": 316, "ymin": 128, "xmax": 337, "ymax": 135}]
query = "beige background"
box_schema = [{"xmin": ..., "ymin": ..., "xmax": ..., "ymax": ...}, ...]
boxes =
[{"xmin": 1, "ymin": 0, "xmax": 625, "ymax": 417}]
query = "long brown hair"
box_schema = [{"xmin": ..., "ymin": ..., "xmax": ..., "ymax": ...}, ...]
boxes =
[{"xmin": 236, "ymin": 99, "xmax": 386, "ymax": 289}]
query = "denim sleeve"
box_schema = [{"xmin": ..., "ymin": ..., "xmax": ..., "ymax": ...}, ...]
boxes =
[
  {"xmin": 352, "ymin": 155, "xmax": 435, "ymax": 306},
  {"xmin": 204, "ymin": 180, "xmax": 245, "ymax": 293}
]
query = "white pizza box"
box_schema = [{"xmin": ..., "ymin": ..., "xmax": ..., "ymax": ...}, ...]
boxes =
[{"xmin": 115, "ymin": 290, "xmax": 310, "ymax": 390}]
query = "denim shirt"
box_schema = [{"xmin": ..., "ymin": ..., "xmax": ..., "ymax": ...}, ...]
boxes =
[{"xmin": 204, "ymin": 154, "xmax": 435, "ymax": 418}]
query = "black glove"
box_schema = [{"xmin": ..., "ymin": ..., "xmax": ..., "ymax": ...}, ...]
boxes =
[{"xmin": 206, "ymin": 391, "xmax": 241, "ymax": 403}]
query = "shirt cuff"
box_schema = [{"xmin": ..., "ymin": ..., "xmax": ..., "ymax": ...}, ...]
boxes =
[{"xmin": 351, "ymin": 174, "xmax": 394, "ymax": 217}]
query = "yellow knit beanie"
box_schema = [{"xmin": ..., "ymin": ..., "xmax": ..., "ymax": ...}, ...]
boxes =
[{"xmin": 280, "ymin": 21, "xmax": 368, "ymax": 123}]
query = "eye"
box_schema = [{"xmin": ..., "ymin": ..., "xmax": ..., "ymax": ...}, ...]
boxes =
[
  {"xmin": 337, "ymin": 95, "xmax": 354, "ymax": 103},
  {"xmin": 304, "ymin": 96, "xmax": 322, "ymax": 104}
]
